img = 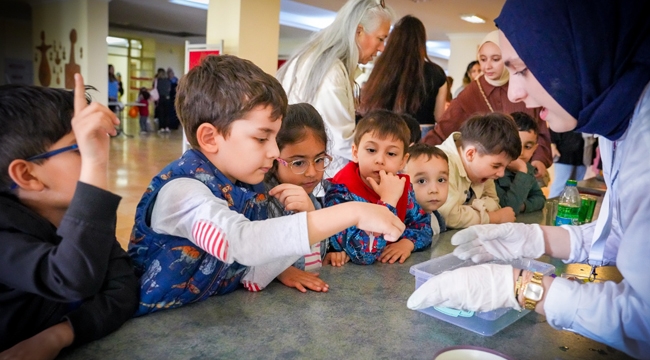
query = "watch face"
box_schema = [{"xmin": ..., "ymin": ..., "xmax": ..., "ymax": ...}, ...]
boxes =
[{"xmin": 524, "ymin": 283, "xmax": 544, "ymax": 301}]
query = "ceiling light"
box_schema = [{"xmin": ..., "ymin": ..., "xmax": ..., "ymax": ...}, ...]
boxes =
[
  {"xmin": 169, "ymin": 0, "xmax": 209, "ymax": 10},
  {"xmin": 460, "ymin": 14, "xmax": 485, "ymax": 24},
  {"xmin": 106, "ymin": 36, "xmax": 129, "ymax": 46},
  {"xmin": 280, "ymin": 0, "xmax": 336, "ymax": 32}
]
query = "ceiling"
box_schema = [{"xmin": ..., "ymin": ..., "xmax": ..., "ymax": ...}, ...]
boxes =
[{"xmin": 108, "ymin": 0, "xmax": 505, "ymax": 58}]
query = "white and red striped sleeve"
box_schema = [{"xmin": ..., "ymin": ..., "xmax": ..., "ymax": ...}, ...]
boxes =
[
  {"xmin": 150, "ymin": 178, "xmax": 311, "ymax": 266},
  {"xmin": 191, "ymin": 220, "xmax": 229, "ymax": 261}
]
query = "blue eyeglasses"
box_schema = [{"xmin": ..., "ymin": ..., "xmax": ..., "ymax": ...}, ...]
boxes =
[
  {"xmin": 9, "ymin": 144, "xmax": 79, "ymax": 190},
  {"xmin": 25, "ymin": 144, "xmax": 79, "ymax": 161}
]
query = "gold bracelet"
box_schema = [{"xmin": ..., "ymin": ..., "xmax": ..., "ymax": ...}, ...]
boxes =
[
  {"xmin": 517, "ymin": 270, "xmax": 534, "ymax": 308},
  {"xmin": 514, "ymin": 269, "xmax": 524, "ymax": 300}
]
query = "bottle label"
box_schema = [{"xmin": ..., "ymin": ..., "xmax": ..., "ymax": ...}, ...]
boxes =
[
  {"xmin": 555, "ymin": 204, "xmax": 580, "ymax": 226},
  {"xmin": 555, "ymin": 215, "xmax": 579, "ymax": 226}
]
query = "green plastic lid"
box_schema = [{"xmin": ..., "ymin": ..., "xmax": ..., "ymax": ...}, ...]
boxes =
[{"xmin": 566, "ymin": 180, "xmax": 578, "ymax": 186}]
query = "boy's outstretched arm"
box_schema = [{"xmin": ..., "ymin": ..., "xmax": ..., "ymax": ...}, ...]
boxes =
[{"xmin": 151, "ymin": 179, "xmax": 404, "ymax": 267}]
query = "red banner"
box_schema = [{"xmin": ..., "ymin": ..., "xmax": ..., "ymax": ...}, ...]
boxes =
[{"xmin": 188, "ymin": 50, "xmax": 221, "ymax": 70}]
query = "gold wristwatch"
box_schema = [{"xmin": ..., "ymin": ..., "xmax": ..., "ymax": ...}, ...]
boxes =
[{"xmin": 523, "ymin": 272, "xmax": 544, "ymax": 310}]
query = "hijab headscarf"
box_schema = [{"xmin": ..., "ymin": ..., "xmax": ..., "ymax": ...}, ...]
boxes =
[
  {"xmin": 477, "ymin": 30, "xmax": 509, "ymax": 87},
  {"xmin": 496, "ymin": 0, "xmax": 650, "ymax": 140}
]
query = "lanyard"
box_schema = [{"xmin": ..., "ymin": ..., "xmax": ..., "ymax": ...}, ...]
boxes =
[{"xmin": 587, "ymin": 139, "xmax": 618, "ymax": 279}]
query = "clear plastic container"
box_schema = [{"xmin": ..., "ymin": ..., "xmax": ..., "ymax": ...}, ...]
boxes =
[{"xmin": 409, "ymin": 254, "xmax": 555, "ymax": 336}]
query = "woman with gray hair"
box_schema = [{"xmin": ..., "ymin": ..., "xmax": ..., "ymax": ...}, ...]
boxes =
[{"xmin": 277, "ymin": 0, "xmax": 394, "ymax": 178}]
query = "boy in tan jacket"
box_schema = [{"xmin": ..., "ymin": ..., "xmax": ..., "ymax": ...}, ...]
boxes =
[{"xmin": 436, "ymin": 113, "xmax": 521, "ymax": 228}]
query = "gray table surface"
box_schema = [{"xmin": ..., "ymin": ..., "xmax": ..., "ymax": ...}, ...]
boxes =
[{"xmin": 60, "ymin": 211, "xmax": 631, "ymax": 360}]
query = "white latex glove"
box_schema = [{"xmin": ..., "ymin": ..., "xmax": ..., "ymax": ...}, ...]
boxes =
[
  {"xmin": 407, "ymin": 264, "xmax": 521, "ymax": 312},
  {"xmin": 452, "ymin": 223, "xmax": 545, "ymax": 263}
]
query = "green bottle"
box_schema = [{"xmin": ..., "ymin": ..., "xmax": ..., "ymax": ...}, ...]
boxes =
[{"xmin": 555, "ymin": 180, "xmax": 581, "ymax": 226}]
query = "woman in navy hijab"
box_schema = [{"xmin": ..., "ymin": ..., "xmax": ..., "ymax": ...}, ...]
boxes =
[{"xmin": 408, "ymin": 1, "xmax": 650, "ymax": 357}]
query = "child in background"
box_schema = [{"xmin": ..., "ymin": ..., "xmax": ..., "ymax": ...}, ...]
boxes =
[
  {"xmin": 0, "ymin": 77, "xmax": 138, "ymax": 357},
  {"xmin": 436, "ymin": 113, "xmax": 520, "ymax": 229},
  {"xmin": 401, "ymin": 113, "xmax": 422, "ymax": 145},
  {"xmin": 137, "ymin": 87, "xmax": 150, "ymax": 134},
  {"xmin": 263, "ymin": 103, "xmax": 350, "ymax": 292},
  {"xmin": 495, "ymin": 112, "xmax": 546, "ymax": 214},
  {"xmin": 325, "ymin": 110, "xmax": 433, "ymax": 265},
  {"xmin": 403, "ymin": 143, "xmax": 449, "ymax": 235},
  {"xmin": 129, "ymin": 55, "xmax": 405, "ymax": 315}
]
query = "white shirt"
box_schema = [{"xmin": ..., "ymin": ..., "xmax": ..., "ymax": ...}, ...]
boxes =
[{"xmin": 544, "ymin": 83, "xmax": 650, "ymax": 358}]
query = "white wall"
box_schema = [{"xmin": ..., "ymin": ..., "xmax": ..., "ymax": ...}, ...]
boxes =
[
  {"xmin": 155, "ymin": 42, "xmax": 185, "ymax": 76},
  {"xmin": 30, "ymin": 0, "xmax": 108, "ymax": 104},
  {"xmin": 447, "ymin": 32, "xmax": 488, "ymax": 95}
]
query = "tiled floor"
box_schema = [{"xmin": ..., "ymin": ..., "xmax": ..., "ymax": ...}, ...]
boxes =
[{"xmin": 108, "ymin": 118, "xmax": 184, "ymax": 249}]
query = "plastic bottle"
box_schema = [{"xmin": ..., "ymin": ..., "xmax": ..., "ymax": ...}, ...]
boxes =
[{"xmin": 555, "ymin": 180, "xmax": 581, "ymax": 226}]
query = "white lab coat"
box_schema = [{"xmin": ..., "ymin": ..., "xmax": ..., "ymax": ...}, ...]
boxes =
[{"xmin": 544, "ymin": 82, "xmax": 650, "ymax": 357}]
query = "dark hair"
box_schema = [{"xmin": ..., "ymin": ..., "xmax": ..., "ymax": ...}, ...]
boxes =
[
  {"xmin": 511, "ymin": 111, "xmax": 539, "ymax": 135},
  {"xmin": 359, "ymin": 15, "xmax": 430, "ymax": 115},
  {"xmin": 400, "ymin": 113, "xmax": 421, "ymax": 144},
  {"xmin": 445, "ymin": 76, "xmax": 453, "ymax": 102},
  {"xmin": 108, "ymin": 64, "xmax": 117, "ymax": 82},
  {"xmin": 459, "ymin": 113, "xmax": 521, "ymax": 160},
  {"xmin": 355, "ymin": 110, "xmax": 410, "ymax": 153},
  {"xmin": 176, "ymin": 55, "xmax": 288, "ymax": 149},
  {"xmin": 156, "ymin": 68, "xmax": 166, "ymax": 78},
  {"xmin": 463, "ymin": 60, "xmax": 479, "ymax": 85},
  {"xmin": 139, "ymin": 87, "xmax": 150, "ymax": 101},
  {"xmin": 266, "ymin": 103, "xmax": 328, "ymax": 182},
  {"xmin": 407, "ymin": 142, "xmax": 448, "ymax": 163},
  {"xmin": 0, "ymin": 85, "xmax": 90, "ymax": 191}
]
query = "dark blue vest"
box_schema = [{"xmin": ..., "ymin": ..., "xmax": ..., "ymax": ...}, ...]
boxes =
[{"xmin": 129, "ymin": 149, "xmax": 267, "ymax": 316}]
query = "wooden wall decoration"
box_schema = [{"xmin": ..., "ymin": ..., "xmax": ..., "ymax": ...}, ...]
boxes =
[
  {"xmin": 34, "ymin": 29, "xmax": 81, "ymax": 88},
  {"xmin": 64, "ymin": 29, "xmax": 80, "ymax": 89},
  {"xmin": 35, "ymin": 31, "xmax": 52, "ymax": 87}
]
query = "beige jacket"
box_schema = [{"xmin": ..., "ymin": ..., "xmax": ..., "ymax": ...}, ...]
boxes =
[{"xmin": 436, "ymin": 133, "xmax": 501, "ymax": 229}]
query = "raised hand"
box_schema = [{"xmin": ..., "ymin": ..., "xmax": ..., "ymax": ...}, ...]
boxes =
[
  {"xmin": 73, "ymin": 74, "xmax": 120, "ymax": 190},
  {"xmin": 367, "ymin": 170, "xmax": 405, "ymax": 207}
]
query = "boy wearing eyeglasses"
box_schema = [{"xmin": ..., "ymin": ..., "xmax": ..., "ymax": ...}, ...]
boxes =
[
  {"xmin": 325, "ymin": 110, "xmax": 433, "ymax": 265},
  {"xmin": 128, "ymin": 56, "xmax": 405, "ymax": 315},
  {"xmin": 0, "ymin": 77, "xmax": 139, "ymax": 358}
]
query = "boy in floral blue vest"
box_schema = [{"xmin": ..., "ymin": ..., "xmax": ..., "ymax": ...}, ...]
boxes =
[{"xmin": 129, "ymin": 55, "xmax": 405, "ymax": 315}]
